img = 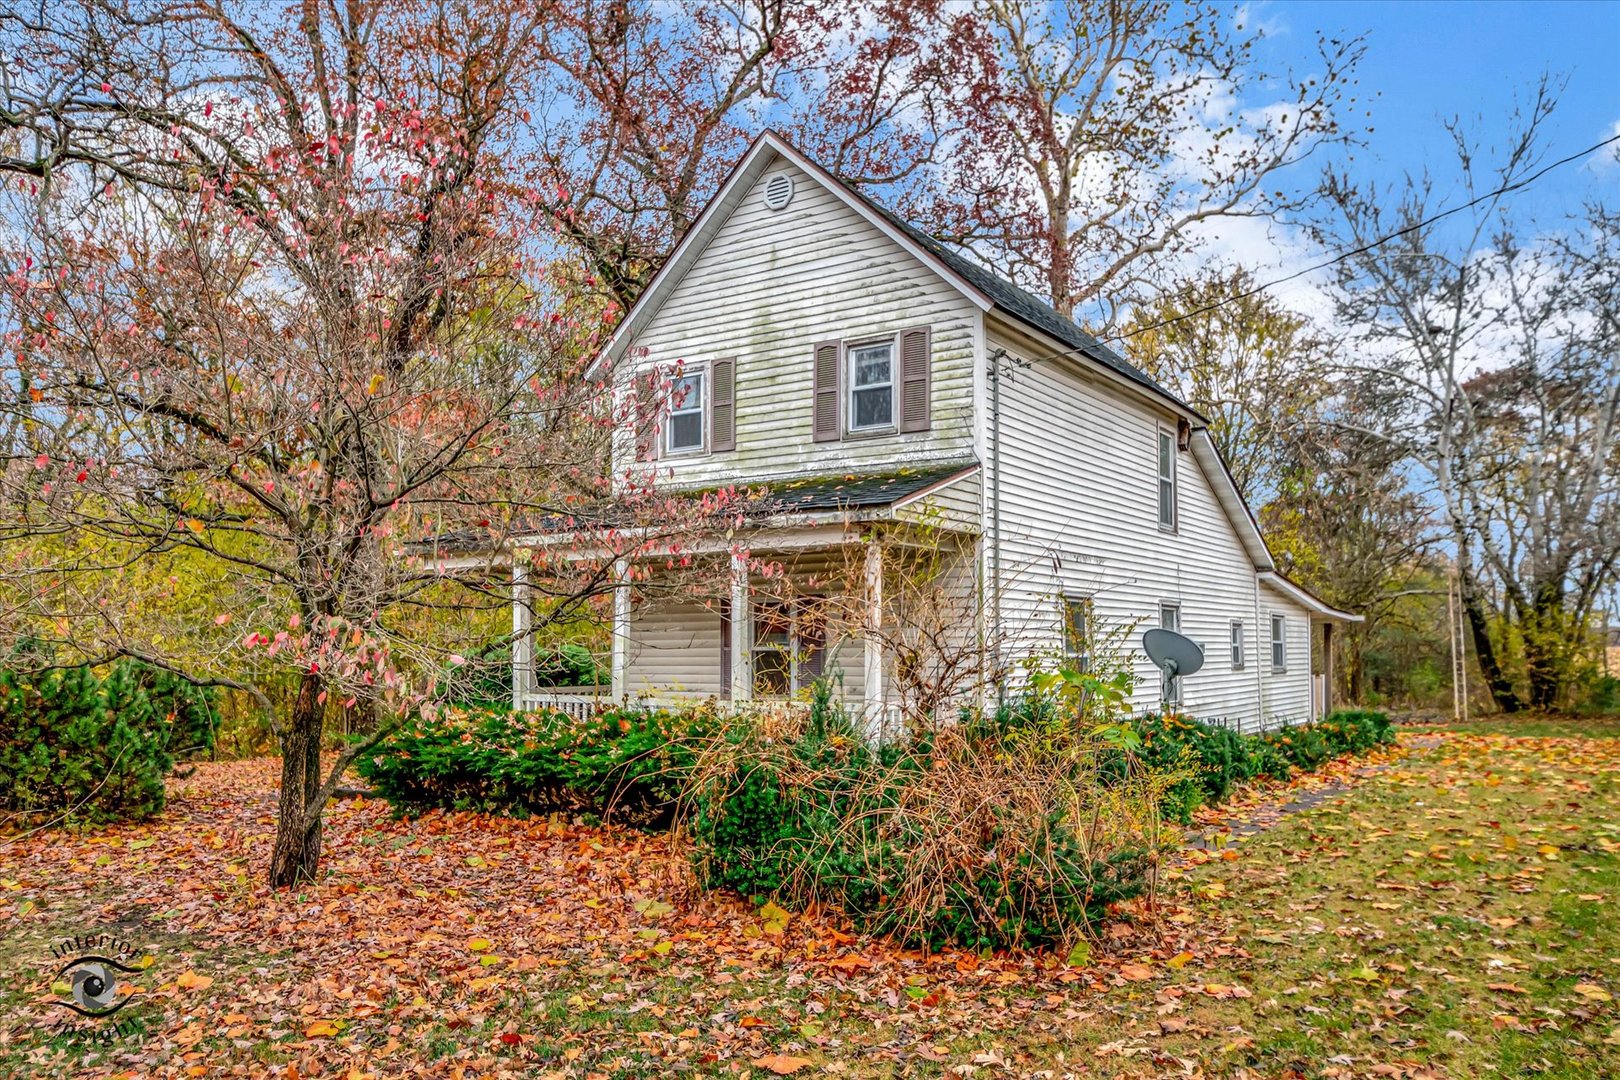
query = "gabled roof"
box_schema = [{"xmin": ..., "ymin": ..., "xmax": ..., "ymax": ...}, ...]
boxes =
[{"xmin": 588, "ymin": 129, "xmax": 1188, "ymax": 421}]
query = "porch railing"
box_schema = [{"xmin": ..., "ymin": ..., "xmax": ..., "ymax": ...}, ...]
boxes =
[{"xmin": 516, "ymin": 686, "xmax": 610, "ymax": 720}]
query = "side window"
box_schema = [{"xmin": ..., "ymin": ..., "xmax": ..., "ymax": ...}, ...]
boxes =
[
  {"xmin": 1270, "ymin": 614, "xmax": 1287, "ymax": 670},
  {"xmin": 1157, "ymin": 428, "xmax": 1177, "ymax": 529},
  {"xmin": 1061, "ymin": 594, "xmax": 1093, "ymax": 672},
  {"xmin": 1159, "ymin": 603, "xmax": 1181, "ymax": 705},
  {"xmin": 1230, "ymin": 620, "xmax": 1245, "ymax": 669}
]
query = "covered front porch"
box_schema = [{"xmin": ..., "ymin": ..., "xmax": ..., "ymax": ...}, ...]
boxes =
[{"xmin": 510, "ymin": 463, "xmax": 985, "ymax": 732}]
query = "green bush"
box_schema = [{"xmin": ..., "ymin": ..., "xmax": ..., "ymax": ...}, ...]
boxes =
[
  {"xmin": 1126, "ymin": 708, "xmax": 1394, "ymax": 823},
  {"xmin": 0, "ymin": 659, "xmax": 217, "ymax": 826},
  {"xmin": 1131, "ymin": 712, "xmax": 1260, "ymax": 820},
  {"xmin": 358, "ymin": 703, "xmax": 711, "ymax": 826},
  {"xmin": 1258, "ymin": 708, "xmax": 1393, "ymax": 772},
  {"xmin": 685, "ymin": 684, "xmax": 1157, "ymax": 952},
  {"xmin": 1576, "ymin": 675, "xmax": 1620, "ymax": 716}
]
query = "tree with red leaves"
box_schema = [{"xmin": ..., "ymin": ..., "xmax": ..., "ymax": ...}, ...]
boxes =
[{"xmin": 0, "ymin": 0, "xmax": 743, "ymax": 885}]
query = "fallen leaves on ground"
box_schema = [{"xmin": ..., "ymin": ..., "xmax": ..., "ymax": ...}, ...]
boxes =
[{"xmin": 0, "ymin": 721, "xmax": 1615, "ymax": 1078}]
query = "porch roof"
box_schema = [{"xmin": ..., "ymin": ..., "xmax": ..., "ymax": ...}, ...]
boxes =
[
  {"xmin": 745, "ymin": 460, "xmax": 978, "ymax": 514},
  {"xmin": 414, "ymin": 461, "xmax": 981, "ymax": 560}
]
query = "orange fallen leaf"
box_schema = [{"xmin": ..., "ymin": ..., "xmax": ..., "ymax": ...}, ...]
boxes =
[
  {"xmin": 751, "ymin": 1054, "xmax": 813, "ymax": 1075},
  {"xmin": 304, "ymin": 1020, "xmax": 339, "ymax": 1038},
  {"xmin": 175, "ymin": 971, "xmax": 213, "ymax": 992},
  {"xmin": 1118, "ymin": 963, "xmax": 1156, "ymax": 981}
]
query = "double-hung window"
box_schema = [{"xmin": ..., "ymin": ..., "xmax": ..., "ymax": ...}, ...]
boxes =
[
  {"xmin": 847, "ymin": 341, "xmax": 895, "ymax": 432},
  {"xmin": 665, "ymin": 370, "xmax": 705, "ymax": 454},
  {"xmin": 751, "ymin": 598, "xmax": 826, "ymax": 697},
  {"xmin": 1159, "ymin": 603, "xmax": 1181, "ymax": 705},
  {"xmin": 1157, "ymin": 428, "xmax": 1177, "ymax": 529},
  {"xmin": 1270, "ymin": 614, "xmax": 1287, "ymax": 671},
  {"xmin": 1230, "ymin": 620, "xmax": 1245, "ymax": 669}
]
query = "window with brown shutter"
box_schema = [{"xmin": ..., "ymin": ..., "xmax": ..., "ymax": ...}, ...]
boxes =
[
  {"xmin": 633, "ymin": 370, "xmax": 658, "ymax": 462},
  {"xmin": 710, "ymin": 357, "xmax": 736, "ymax": 452},
  {"xmin": 812, "ymin": 341, "xmax": 841, "ymax": 442},
  {"xmin": 898, "ymin": 325, "xmax": 931, "ymax": 432}
]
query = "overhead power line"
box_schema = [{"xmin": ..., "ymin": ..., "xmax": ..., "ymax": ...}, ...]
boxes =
[{"xmin": 1020, "ymin": 129, "xmax": 1620, "ymax": 365}]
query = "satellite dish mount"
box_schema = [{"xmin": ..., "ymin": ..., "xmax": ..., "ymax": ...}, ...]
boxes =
[{"xmin": 1142, "ymin": 628, "xmax": 1205, "ymax": 711}]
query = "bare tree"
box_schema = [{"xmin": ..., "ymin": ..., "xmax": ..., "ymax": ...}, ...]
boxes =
[
  {"xmin": 929, "ymin": 0, "xmax": 1362, "ymax": 324},
  {"xmin": 1318, "ymin": 79, "xmax": 1620, "ymax": 711}
]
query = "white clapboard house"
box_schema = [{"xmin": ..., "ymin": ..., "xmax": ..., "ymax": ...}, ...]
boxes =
[{"xmin": 503, "ymin": 131, "xmax": 1357, "ymax": 731}]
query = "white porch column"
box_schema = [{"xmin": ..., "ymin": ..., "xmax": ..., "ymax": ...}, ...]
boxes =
[
  {"xmin": 729, "ymin": 550, "xmax": 752, "ymax": 703},
  {"xmin": 611, "ymin": 557, "xmax": 631, "ymax": 702},
  {"xmin": 511, "ymin": 561, "xmax": 531, "ymax": 710},
  {"xmin": 863, "ymin": 539, "xmax": 886, "ymax": 738}
]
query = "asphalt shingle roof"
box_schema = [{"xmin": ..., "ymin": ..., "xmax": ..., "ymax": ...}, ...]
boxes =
[
  {"xmin": 835, "ymin": 179, "xmax": 1189, "ymax": 413},
  {"xmin": 755, "ymin": 460, "xmax": 977, "ymax": 513}
]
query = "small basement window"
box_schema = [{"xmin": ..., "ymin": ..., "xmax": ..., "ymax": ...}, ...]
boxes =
[
  {"xmin": 847, "ymin": 341, "xmax": 895, "ymax": 432},
  {"xmin": 665, "ymin": 370, "xmax": 705, "ymax": 454}
]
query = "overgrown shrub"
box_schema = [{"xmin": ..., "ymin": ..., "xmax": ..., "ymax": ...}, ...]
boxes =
[
  {"xmin": 358, "ymin": 703, "xmax": 712, "ymax": 826},
  {"xmin": 1127, "ymin": 708, "xmax": 1394, "ymax": 822},
  {"xmin": 0, "ymin": 659, "xmax": 217, "ymax": 826},
  {"xmin": 1259, "ymin": 708, "xmax": 1393, "ymax": 772},
  {"xmin": 683, "ymin": 682, "xmax": 1169, "ymax": 952},
  {"xmin": 1131, "ymin": 712, "xmax": 1259, "ymax": 820}
]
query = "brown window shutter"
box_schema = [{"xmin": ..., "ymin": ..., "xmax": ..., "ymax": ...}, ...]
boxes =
[
  {"xmin": 710, "ymin": 357, "xmax": 736, "ymax": 452},
  {"xmin": 898, "ymin": 325, "xmax": 931, "ymax": 433},
  {"xmin": 812, "ymin": 341, "xmax": 841, "ymax": 442},
  {"xmin": 633, "ymin": 370, "xmax": 658, "ymax": 462}
]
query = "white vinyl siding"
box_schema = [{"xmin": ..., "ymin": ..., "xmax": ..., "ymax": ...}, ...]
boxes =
[
  {"xmin": 614, "ymin": 157, "xmax": 977, "ymax": 486},
  {"xmin": 985, "ymin": 322, "xmax": 1285, "ymax": 728},
  {"xmin": 1259, "ymin": 591, "xmax": 1314, "ymax": 722}
]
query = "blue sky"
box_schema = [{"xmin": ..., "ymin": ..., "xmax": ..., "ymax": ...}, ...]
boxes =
[
  {"xmin": 1255, "ymin": 0, "xmax": 1619, "ymax": 212},
  {"xmin": 1189, "ymin": 1, "xmax": 1620, "ymax": 318}
]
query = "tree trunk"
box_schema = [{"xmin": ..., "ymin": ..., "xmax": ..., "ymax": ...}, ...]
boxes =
[
  {"xmin": 1522, "ymin": 581, "xmax": 1566, "ymax": 711},
  {"xmin": 269, "ymin": 671, "xmax": 326, "ymax": 887},
  {"xmin": 1459, "ymin": 573, "xmax": 1522, "ymax": 714}
]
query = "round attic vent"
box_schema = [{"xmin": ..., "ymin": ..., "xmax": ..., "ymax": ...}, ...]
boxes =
[{"xmin": 762, "ymin": 173, "xmax": 795, "ymax": 211}]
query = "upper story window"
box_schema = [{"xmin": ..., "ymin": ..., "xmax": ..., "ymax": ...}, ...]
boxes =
[
  {"xmin": 665, "ymin": 371, "xmax": 706, "ymax": 454},
  {"xmin": 848, "ymin": 341, "xmax": 895, "ymax": 432},
  {"xmin": 1157, "ymin": 428, "xmax": 1177, "ymax": 529},
  {"xmin": 1270, "ymin": 614, "xmax": 1287, "ymax": 671}
]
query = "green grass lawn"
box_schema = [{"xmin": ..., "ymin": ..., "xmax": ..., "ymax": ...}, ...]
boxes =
[{"xmin": 2, "ymin": 726, "xmax": 1616, "ymax": 1078}]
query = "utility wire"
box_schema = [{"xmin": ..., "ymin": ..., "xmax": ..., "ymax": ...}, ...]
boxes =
[{"xmin": 1016, "ymin": 130, "xmax": 1620, "ymax": 365}]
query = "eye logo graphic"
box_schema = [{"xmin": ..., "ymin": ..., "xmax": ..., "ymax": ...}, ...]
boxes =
[
  {"xmin": 54, "ymin": 955, "xmax": 141, "ymax": 1018},
  {"xmin": 45, "ymin": 935, "xmax": 151, "ymax": 1043}
]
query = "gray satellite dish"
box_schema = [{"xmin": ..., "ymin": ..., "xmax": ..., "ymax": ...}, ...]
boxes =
[{"xmin": 1143, "ymin": 628, "xmax": 1204, "ymax": 706}]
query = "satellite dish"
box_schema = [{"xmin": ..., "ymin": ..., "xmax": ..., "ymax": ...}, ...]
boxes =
[{"xmin": 1143, "ymin": 628, "xmax": 1204, "ymax": 679}]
